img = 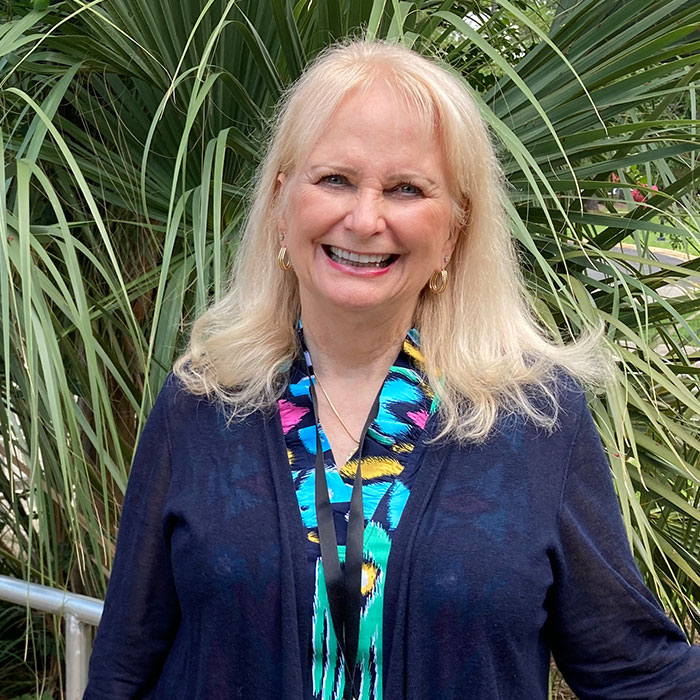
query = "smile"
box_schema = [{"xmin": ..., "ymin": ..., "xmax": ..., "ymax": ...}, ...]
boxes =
[{"xmin": 323, "ymin": 245, "xmax": 398, "ymax": 268}]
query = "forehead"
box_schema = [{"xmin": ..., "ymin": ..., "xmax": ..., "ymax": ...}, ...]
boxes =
[{"xmin": 303, "ymin": 82, "xmax": 442, "ymax": 166}]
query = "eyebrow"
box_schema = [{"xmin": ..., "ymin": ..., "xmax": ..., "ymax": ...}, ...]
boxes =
[
  {"xmin": 392, "ymin": 172, "xmax": 439, "ymax": 188},
  {"xmin": 308, "ymin": 164, "xmax": 360, "ymax": 177}
]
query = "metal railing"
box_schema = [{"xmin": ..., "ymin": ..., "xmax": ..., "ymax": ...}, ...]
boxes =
[{"xmin": 0, "ymin": 574, "xmax": 103, "ymax": 700}]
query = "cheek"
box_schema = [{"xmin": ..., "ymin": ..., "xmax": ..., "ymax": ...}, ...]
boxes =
[
  {"xmin": 286, "ymin": 189, "xmax": 341, "ymax": 239},
  {"xmin": 428, "ymin": 201, "xmax": 455, "ymax": 235},
  {"xmin": 395, "ymin": 206, "xmax": 452, "ymax": 253}
]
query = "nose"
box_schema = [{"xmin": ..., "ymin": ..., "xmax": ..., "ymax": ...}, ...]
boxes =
[{"xmin": 344, "ymin": 188, "xmax": 386, "ymax": 237}]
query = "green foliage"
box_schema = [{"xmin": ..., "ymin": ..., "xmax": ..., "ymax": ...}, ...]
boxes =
[
  {"xmin": 2, "ymin": 0, "xmax": 700, "ymax": 692},
  {"xmin": 0, "ymin": 600, "xmax": 57, "ymax": 699}
]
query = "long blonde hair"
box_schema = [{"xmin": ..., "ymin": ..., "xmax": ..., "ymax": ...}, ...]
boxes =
[{"xmin": 174, "ymin": 39, "xmax": 607, "ymax": 442}]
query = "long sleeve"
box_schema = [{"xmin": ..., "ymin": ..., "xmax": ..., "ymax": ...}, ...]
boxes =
[
  {"xmin": 84, "ymin": 380, "xmax": 180, "ymax": 699},
  {"xmin": 549, "ymin": 400, "xmax": 700, "ymax": 699}
]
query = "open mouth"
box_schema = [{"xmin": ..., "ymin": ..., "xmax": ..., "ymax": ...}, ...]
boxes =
[{"xmin": 323, "ymin": 245, "xmax": 398, "ymax": 269}]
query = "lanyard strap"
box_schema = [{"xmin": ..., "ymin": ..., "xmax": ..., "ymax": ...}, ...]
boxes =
[{"xmin": 310, "ymin": 379, "xmax": 380, "ymax": 700}]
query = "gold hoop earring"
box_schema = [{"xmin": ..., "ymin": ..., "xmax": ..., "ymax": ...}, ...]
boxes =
[
  {"xmin": 428, "ymin": 269, "xmax": 448, "ymax": 294},
  {"xmin": 278, "ymin": 246, "xmax": 293, "ymax": 271}
]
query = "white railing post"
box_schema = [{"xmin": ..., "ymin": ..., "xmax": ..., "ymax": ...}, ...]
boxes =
[
  {"xmin": 0, "ymin": 574, "xmax": 103, "ymax": 700},
  {"xmin": 65, "ymin": 611, "xmax": 92, "ymax": 699}
]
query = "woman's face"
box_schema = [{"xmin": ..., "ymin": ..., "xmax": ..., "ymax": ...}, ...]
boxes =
[{"xmin": 278, "ymin": 83, "xmax": 456, "ymax": 324}]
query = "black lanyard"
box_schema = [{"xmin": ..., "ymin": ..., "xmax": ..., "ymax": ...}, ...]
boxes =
[{"xmin": 309, "ymin": 379, "xmax": 380, "ymax": 700}]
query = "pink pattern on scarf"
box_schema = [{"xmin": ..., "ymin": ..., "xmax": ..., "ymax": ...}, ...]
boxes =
[
  {"xmin": 406, "ymin": 409, "xmax": 429, "ymax": 429},
  {"xmin": 278, "ymin": 399, "xmax": 309, "ymax": 434}
]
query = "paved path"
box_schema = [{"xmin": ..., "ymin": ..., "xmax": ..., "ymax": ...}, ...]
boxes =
[
  {"xmin": 616, "ymin": 244, "xmax": 698, "ymax": 298},
  {"xmin": 618, "ymin": 243, "xmax": 694, "ymax": 263}
]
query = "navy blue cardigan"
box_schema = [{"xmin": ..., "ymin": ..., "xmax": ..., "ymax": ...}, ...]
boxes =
[{"xmin": 84, "ymin": 374, "xmax": 700, "ymax": 699}]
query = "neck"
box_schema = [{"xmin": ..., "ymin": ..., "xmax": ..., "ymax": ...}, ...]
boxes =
[{"xmin": 300, "ymin": 304, "xmax": 413, "ymax": 383}]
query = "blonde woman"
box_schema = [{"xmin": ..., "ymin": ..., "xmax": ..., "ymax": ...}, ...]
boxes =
[{"xmin": 84, "ymin": 41, "xmax": 700, "ymax": 700}]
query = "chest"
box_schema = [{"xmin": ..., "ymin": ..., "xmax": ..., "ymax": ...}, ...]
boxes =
[
  {"xmin": 163, "ymin": 420, "xmax": 563, "ymax": 634},
  {"xmin": 319, "ymin": 421, "xmax": 361, "ymax": 470}
]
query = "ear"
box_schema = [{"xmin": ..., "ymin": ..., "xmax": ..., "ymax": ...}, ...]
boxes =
[
  {"xmin": 442, "ymin": 197, "xmax": 468, "ymax": 264},
  {"xmin": 276, "ymin": 172, "xmax": 288, "ymax": 235},
  {"xmin": 441, "ymin": 225, "xmax": 459, "ymax": 267}
]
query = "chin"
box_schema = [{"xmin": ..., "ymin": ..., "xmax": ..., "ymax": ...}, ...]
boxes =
[
  {"xmin": 319, "ymin": 289, "xmax": 417, "ymax": 318},
  {"xmin": 327, "ymin": 298, "xmax": 386, "ymax": 313}
]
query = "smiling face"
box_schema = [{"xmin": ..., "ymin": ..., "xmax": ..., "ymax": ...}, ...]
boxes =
[{"xmin": 278, "ymin": 83, "xmax": 457, "ymax": 327}]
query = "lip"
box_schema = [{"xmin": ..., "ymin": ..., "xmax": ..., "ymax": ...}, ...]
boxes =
[{"xmin": 320, "ymin": 244, "xmax": 399, "ymax": 277}]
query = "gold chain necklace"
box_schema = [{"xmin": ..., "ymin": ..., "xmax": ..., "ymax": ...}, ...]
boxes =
[{"xmin": 314, "ymin": 375, "xmax": 360, "ymax": 446}]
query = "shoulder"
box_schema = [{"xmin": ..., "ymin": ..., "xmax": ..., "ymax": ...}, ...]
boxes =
[
  {"xmin": 149, "ymin": 372, "xmax": 272, "ymax": 442},
  {"xmin": 141, "ymin": 373, "xmax": 195, "ymax": 427},
  {"xmin": 543, "ymin": 369, "xmax": 600, "ymax": 467},
  {"xmin": 510, "ymin": 366, "xmax": 590, "ymax": 438},
  {"xmin": 152, "ymin": 372, "xmax": 199, "ymax": 412},
  {"xmin": 153, "ymin": 370, "xmax": 237, "ymax": 415},
  {"xmin": 549, "ymin": 367, "xmax": 590, "ymax": 431},
  {"xmin": 476, "ymin": 368, "xmax": 597, "ymax": 483},
  {"xmin": 143, "ymin": 372, "xmax": 222, "ymax": 442}
]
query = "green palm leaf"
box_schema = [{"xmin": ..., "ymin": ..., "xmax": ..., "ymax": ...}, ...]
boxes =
[{"xmin": 2, "ymin": 1, "xmax": 700, "ymax": 691}]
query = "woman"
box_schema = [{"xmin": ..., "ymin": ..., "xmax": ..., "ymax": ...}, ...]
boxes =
[{"xmin": 84, "ymin": 40, "xmax": 700, "ymax": 700}]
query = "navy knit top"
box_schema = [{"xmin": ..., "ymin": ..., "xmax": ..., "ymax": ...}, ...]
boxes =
[{"xmin": 84, "ymin": 371, "xmax": 700, "ymax": 699}]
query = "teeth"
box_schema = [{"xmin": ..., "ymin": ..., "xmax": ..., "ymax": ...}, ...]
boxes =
[{"xmin": 329, "ymin": 246, "xmax": 391, "ymax": 265}]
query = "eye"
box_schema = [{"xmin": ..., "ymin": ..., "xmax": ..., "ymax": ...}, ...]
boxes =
[
  {"xmin": 391, "ymin": 182, "xmax": 424, "ymax": 197},
  {"xmin": 319, "ymin": 174, "xmax": 348, "ymax": 187}
]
